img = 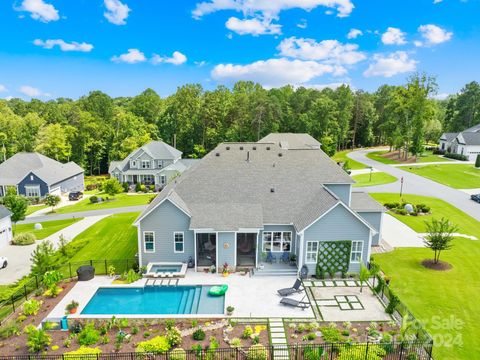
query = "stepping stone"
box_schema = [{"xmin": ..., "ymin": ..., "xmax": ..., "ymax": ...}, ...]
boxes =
[
  {"xmin": 270, "ymin": 329, "xmax": 285, "ymax": 333},
  {"xmin": 347, "ymin": 295, "xmax": 358, "ymax": 301},
  {"xmin": 271, "ymin": 338, "xmax": 287, "ymax": 344},
  {"xmin": 339, "ymin": 302, "xmax": 351, "ymax": 310},
  {"xmin": 317, "ymin": 299, "xmax": 337, "ymax": 306},
  {"xmin": 271, "ymin": 333, "xmax": 286, "ymax": 338},
  {"xmin": 324, "ymin": 281, "xmax": 334, "ymax": 287},
  {"xmin": 346, "ymin": 280, "xmax": 356, "ymax": 286},
  {"xmin": 303, "ymin": 281, "xmax": 313, "ymax": 287},
  {"xmin": 351, "ymin": 303, "xmax": 363, "ymax": 310}
]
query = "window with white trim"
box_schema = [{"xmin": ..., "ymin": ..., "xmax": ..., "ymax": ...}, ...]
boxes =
[
  {"xmin": 131, "ymin": 160, "xmax": 137, "ymax": 168},
  {"xmin": 174, "ymin": 232, "xmax": 184, "ymax": 253},
  {"xmin": 144, "ymin": 231, "xmax": 155, "ymax": 253},
  {"xmin": 25, "ymin": 185, "xmax": 40, "ymax": 197},
  {"xmin": 141, "ymin": 160, "xmax": 151, "ymax": 169},
  {"xmin": 160, "ymin": 175, "xmax": 167, "ymax": 185},
  {"xmin": 158, "ymin": 160, "xmax": 163, "ymax": 168},
  {"xmin": 306, "ymin": 241, "xmax": 319, "ymax": 263},
  {"xmin": 262, "ymin": 231, "xmax": 292, "ymax": 252},
  {"xmin": 350, "ymin": 241, "xmax": 363, "ymax": 262}
]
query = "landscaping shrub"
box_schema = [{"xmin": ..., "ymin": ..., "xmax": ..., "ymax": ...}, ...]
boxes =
[
  {"xmin": 166, "ymin": 327, "xmax": 182, "ymax": 347},
  {"xmin": 170, "ymin": 348, "xmax": 187, "ymax": 360},
  {"xmin": 385, "ymin": 294, "xmax": 400, "ymax": 315},
  {"xmin": 64, "ymin": 346, "xmax": 102, "ymax": 358},
  {"xmin": 336, "ymin": 344, "xmax": 386, "ymax": 360},
  {"xmin": 69, "ymin": 320, "xmax": 83, "ymax": 334},
  {"xmin": 135, "ymin": 183, "xmax": 142, "ymax": 192},
  {"xmin": 192, "ymin": 328, "xmax": 205, "ymax": 341},
  {"xmin": 22, "ymin": 299, "xmax": 42, "ymax": 316},
  {"xmin": 89, "ymin": 196, "xmax": 98, "ymax": 204},
  {"xmin": 432, "ymin": 148, "xmax": 446, "ymax": 155},
  {"xmin": 444, "ymin": 152, "xmax": 468, "ymax": 161},
  {"xmin": 319, "ymin": 326, "xmax": 341, "ymax": 342},
  {"xmin": 77, "ymin": 322, "xmax": 100, "ymax": 346},
  {"xmin": 406, "ymin": 353, "xmax": 419, "ymax": 360},
  {"xmin": 12, "ymin": 232, "xmax": 36, "ymax": 245},
  {"xmin": 165, "ymin": 319, "xmax": 176, "ymax": 330},
  {"xmin": 303, "ymin": 346, "xmax": 324, "ymax": 360},
  {"xmin": 24, "ymin": 325, "xmax": 52, "ymax": 353},
  {"xmin": 136, "ymin": 336, "xmax": 171, "ymax": 353},
  {"xmin": 247, "ymin": 344, "xmax": 268, "ymax": 360},
  {"xmin": 122, "ymin": 182, "xmax": 129, "ymax": 192},
  {"xmin": 242, "ymin": 325, "xmax": 253, "ymax": 339},
  {"xmin": 230, "ymin": 337, "xmax": 241, "ymax": 348},
  {"xmin": 476, "ymin": 154, "xmax": 480, "ymax": 168},
  {"xmin": 0, "ymin": 321, "xmax": 20, "ymax": 340}
]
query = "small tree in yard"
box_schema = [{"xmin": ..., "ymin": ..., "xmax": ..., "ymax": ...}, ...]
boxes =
[
  {"xmin": 103, "ymin": 178, "xmax": 123, "ymax": 197},
  {"xmin": 45, "ymin": 193, "xmax": 61, "ymax": 212},
  {"xmin": 424, "ymin": 217, "xmax": 458, "ymax": 264},
  {"xmin": 476, "ymin": 154, "xmax": 480, "ymax": 168},
  {"xmin": 359, "ymin": 264, "xmax": 370, "ymax": 293},
  {"xmin": 30, "ymin": 240, "xmax": 56, "ymax": 275},
  {"xmin": 3, "ymin": 194, "xmax": 28, "ymax": 227}
]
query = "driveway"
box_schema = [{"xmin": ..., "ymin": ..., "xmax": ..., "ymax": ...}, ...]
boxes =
[
  {"xmin": 348, "ymin": 149, "xmax": 480, "ymax": 222},
  {"xmin": 381, "ymin": 214, "xmax": 425, "ymax": 248},
  {"xmin": 0, "ymin": 215, "xmax": 107, "ymax": 285}
]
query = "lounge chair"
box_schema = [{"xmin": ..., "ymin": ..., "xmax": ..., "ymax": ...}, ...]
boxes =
[
  {"xmin": 277, "ymin": 279, "xmax": 303, "ymax": 296},
  {"xmin": 266, "ymin": 251, "xmax": 276, "ymax": 264},
  {"xmin": 280, "ymin": 296, "xmax": 310, "ymax": 309}
]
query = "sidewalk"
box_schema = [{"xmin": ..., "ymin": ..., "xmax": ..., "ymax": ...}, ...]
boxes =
[
  {"xmin": 0, "ymin": 215, "xmax": 108, "ymax": 285},
  {"xmin": 28, "ymin": 194, "xmax": 92, "ymax": 217}
]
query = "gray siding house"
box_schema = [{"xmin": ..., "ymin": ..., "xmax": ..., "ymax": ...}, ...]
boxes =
[
  {"xmin": 0, "ymin": 153, "xmax": 84, "ymax": 197},
  {"xmin": 439, "ymin": 123, "xmax": 480, "ymax": 161},
  {"xmin": 109, "ymin": 141, "xmax": 198, "ymax": 190},
  {"xmin": 134, "ymin": 133, "xmax": 384, "ymax": 276}
]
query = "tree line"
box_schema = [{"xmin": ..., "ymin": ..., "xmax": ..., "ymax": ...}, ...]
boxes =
[{"xmin": 0, "ymin": 74, "xmax": 478, "ymax": 174}]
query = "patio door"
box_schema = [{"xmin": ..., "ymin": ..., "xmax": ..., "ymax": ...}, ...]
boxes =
[
  {"xmin": 236, "ymin": 233, "xmax": 256, "ymax": 266},
  {"xmin": 196, "ymin": 233, "xmax": 217, "ymax": 267}
]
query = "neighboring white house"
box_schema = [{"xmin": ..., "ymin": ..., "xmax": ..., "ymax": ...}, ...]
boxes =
[
  {"xmin": 108, "ymin": 141, "xmax": 199, "ymax": 190},
  {"xmin": 0, "ymin": 206, "xmax": 12, "ymax": 249},
  {"xmin": 439, "ymin": 123, "xmax": 480, "ymax": 161}
]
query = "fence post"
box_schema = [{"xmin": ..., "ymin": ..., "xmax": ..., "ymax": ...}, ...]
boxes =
[
  {"xmin": 69, "ymin": 263, "xmax": 72, "ymax": 278},
  {"xmin": 11, "ymin": 296, "xmax": 15, "ymax": 313},
  {"xmin": 364, "ymin": 341, "xmax": 369, "ymax": 360},
  {"xmin": 24, "ymin": 285, "xmax": 28, "ymax": 300},
  {"xmin": 90, "ymin": 259, "xmax": 93, "ymax": 266},
  {"xmin": 330, "ymin": 343, "xmax": 334, "ymax": 360},
  {"xmin": 295, "ymin": 344, "xmax": 299, "ymax": 360},
  {"xmin": 35, "ymin": 275, "xmax": 38, "ymax": 289},
  {"xmin": 126, "ymin": 259, "xmax": 129, "ymax": 269},
  {"xmin": 105, "ymin": 259, "xmax": 108, "ymax": 274},
  {"xmin": 399, "ymin": 342, "xmax": 404, "ymax": 360}
]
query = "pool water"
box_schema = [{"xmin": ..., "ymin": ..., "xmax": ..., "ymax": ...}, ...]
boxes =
[
  {"xmin": 150, "ymin": 264, "xmax": 182, "ymax": 273},
  {"xmin": 81, "ymin": 286, "xmax": 224, "ymax": 315}
]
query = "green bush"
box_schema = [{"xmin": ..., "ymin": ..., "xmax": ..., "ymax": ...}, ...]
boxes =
[
  {"xmin": 165, "ymin": 319, "xmax": 175, "ymax": 330},
  {"xmin": 24, "ymin": 325, "xmax": 52, "ymax": 353},
  {"xmin": 64, "ymin": 346, "xmax": 102, "ymax": 358},
  {"xmin": 444, "ymin": 152, "xmax": 468, "ymax": 161},
  {"xmin": 12, "ymin": 232, "xmax": 36, "ymax": 245},
  {"xmin": 166, "ymin": 327, "xmax": 182, "ymax": 347},
  {"xmin": 385, "ymin": 294, "xmax": 400, "ymax": 315},
  {"xmin": 242, "ymin": 325, "xmax": 253, "ymax": 339},
  {"xmin": 247, "ymin": 344, "xmax": 268, "ymax": 360},
  {"xmin": 476, "ymin": 154, "xmax": 480, "ymax": 168},
  {"xmin": 336, "ymin": 344, "xmax": 386, "ymax": 360},
  {"xmin": 192, "ymin": 328, "xmax": 205, "ymax": 341},
  {"xmin": 320, "ymin": 326, "xmax": 341, "ymax": 342},
  {"xmin": 89, "ymin": 196, "xmax": 98, "ymax": 204},
  {"xmin": 230, "ymin": 337, "xmax": 241, "ymax": 348},
  {"xmin": 77, "ymin": 322, "xmax": 100, "ymax": 346},
  {"xmin": 303, "ymin": 346, "xmax": 324, "ymax": 360},
  {"xmin": 406, "ymin": 353, "xmax": 419, "ymax": 360},
  {"xmin": 0, "ymin": 321, "xmax": 21, "ymax": 340},
  {"xmin": 136, "ymin": 336, "xmax": 171, "ymax": 353},
  {"xmin": 22, "ymin": 299, "xmax": 42, "ymax": 316},
  {"xmin": 135, "ymin": 183, "xmax": 142, "ymax": 192},
  {"xmin": 170, "ymin": 348, "xmax": 187, "ymax": 360},
  {"xmin": 122, "ymin": 182, "xmax": 129, "ymax": 192}
]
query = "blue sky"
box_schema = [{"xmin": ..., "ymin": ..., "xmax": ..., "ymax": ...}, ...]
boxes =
[{"xmin": 1, "ymin": 0, "xmax": 479, "ymax": 99}]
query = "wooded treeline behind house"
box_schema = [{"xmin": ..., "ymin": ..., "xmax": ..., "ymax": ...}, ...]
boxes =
[{"xmin": 0, "ymin": 73, "xmax": 478, "ymax": 175}]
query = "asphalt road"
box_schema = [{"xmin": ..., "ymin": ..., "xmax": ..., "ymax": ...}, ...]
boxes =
[{"xmin": 348, "ymin": 149, "xmax": 480, "ymax": 222}]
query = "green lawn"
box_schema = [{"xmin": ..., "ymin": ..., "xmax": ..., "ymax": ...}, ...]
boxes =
[
  {"xmin": 401, "ymin": 164, "xmax": 480, "ymax": 189},
  {"xmin": 25, "ymin": 204, "xmax": 48, "ymax": 216},
  {"xmin": 332, "ymin": 150, "xmax": 367, "ymax": 170},
  {"xmin": 54, "ymin": 193, "xmax": 154, "ymax": 214},
  {"xmin": 371, "ymin": 193, "xmax": 480, "ymax": 359},
  {"xmin": 367, "ymin": 150, "xmax": 451, "ymax": 164},
  {"xmin": 14, "ymin": 218, "xmax": 82, "ymax": 239},
  {"xmin": 352, "ymin": 172, "xmax": 397, "ymax": 187},
  {"xmin": 67, "ymin": 212, "xmax": 139, "ymax": 262}
]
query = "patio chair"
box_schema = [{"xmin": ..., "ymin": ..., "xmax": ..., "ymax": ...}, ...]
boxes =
[
  {"xmin": 280, "ymin": 252, "xmax": 290, "ymax": 263},
  {"xmin": 277, "ymin": 279, "xmax": 303, "ymax": 297},
  {"xmin": 266, "ymin": 251, "xmax": 276, "ymax": 264},
  {"xmin": 280, "ymin": 295, "xmax": 310, "ymax": 310}
]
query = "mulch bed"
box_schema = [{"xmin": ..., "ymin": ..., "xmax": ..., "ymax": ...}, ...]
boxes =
[
  {"xmin": 421, "ymin": 259, "xmax": 452, "ymax": 271},
  {"xmin": 380, "ymin": 151, "xmax": 418, "ymax": 164}
]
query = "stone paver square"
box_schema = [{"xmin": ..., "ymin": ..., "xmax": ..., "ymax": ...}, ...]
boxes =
[
  {"xmin": 336, "ymin": 295, "xmax": 348, "ymax": 302},
  {"xmin": 346, "ymin": 280, "xmax": 357, "ymax": 286},
  {"xmin": 317, "ymin": 299, "xmax": 337, "ymax": 306},
  {"xmin": 339, "ymin": 302, "xmax": 351, "ymax": 310},
  {"xmin": 324, "ymin": 281, "xmax": 334, "ymax": 286},
  {"xmin": 352, "ymin": 302, "xmax": 364, "ymax": 310},
  {"xmin": 347, "ymin": 295, "xmax": 358, "ymax": 301}
]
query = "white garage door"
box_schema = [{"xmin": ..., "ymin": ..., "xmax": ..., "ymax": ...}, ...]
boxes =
[
  {"xmin": 50, "ymin": 187, "xmax": 61, "ymax": 196},
  {"xmin": 0, "ymin": 228, "xmax": 8, "ymax": 249}
]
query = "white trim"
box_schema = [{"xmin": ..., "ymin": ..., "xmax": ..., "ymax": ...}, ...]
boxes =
[
  {"xmin": 237, "ymin": 228, "xmax": 262, "ymax": 232},
  {"xmin": 173, "ymin": 231, "xmax": 184, "ymax": 253},
  {"xmin": 193, "ymin": 230, "xmax": 197, "ymax": 272},
  {"xmin": 191, "ymin": 228, "xmax": 215, "ymax": 233},
  {"xmin": 143, "ymin": 231, "xmax": 155, "ymax": 253},
  {"xmin": 137, "ymin": 225, "xmax": 143, "ymax": 266},
  {"xmin": 134, "ymin": 197, "xmax": 191, "ymax": 225},
  {"xmin": 255, "ymin": 231, "xmax": 259, "ymax": 268},
  {"xmin": 305, "ymin": 240, "xmax": 319, "ymax": 264},
  {"xmin": 261, "ymin": 231, "xmax": 292, "ymax": 252},
  {"xmin": 366, "ymin": 231, "xmax": 372, "ymax": 264},
  {"xmin": 350, "ymin": 240, "xmax": 363, "ymax": 263},
  {"xmin": 298, "ymin": 232, "xmax": 304, "ymax": 274},
  {"xmin": 215, "ymin": 231, "xmax": 219, "ymax": 274},
  {"xmin": 234, "ymin": 231, "xmax": 237, "ymax": 268},
  {"xmin": 24, "ymin": 184, "xmax": 41, "ymax": 197}
]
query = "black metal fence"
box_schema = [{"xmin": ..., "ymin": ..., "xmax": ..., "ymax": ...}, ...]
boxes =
[
  {"xmin": 0, "ymin": 258, "xmax": 137, "ymax": 325},
  {"xmin": 0, "ymin": 342, "xmax": 433, "ymax": 360}
]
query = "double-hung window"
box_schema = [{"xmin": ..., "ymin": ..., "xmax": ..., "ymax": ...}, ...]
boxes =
[
  {"xmin": 174, "ymin": 232, "xmax": 184, "ymax": 253},
  {"xmin": 350, "ymin": 241, "xmax": 363, "ymax": 262},
  {"xmin": 262, "ymin": 231, "xmax": 292, "ymax": 252},
  {"xmin": 141, "ymin": 160, "xmax": 151, "ymax": 169},
  {"xmin": 25, "ymin": 185, "xmax": 40, "ymax": 197},
  {"xmin": 144, "ymin": 231, "xmax": 155, "ymax": 253},
  {"xmin": 306, "ymin": 241, "xmax": 319, "ymax": 263}
]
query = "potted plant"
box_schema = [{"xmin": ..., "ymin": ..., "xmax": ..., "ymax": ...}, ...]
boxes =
[
  {"xmin": 289, "ymin": 254, "xmax": 297, "ymax": 266},
  {"xmin": 226, "ymin": 306, "xmax": 235, "ymax": 316},
  {"xmin": 384, "ymin": 276, "xmax": 391, "ymax": 286},
  {"xmin": 65, "ymin": 300, "xmax": 79, "ymax": 314},
  {"xmin": 222, "ymin": 263, "xmax": 230, "ymax": 277}
]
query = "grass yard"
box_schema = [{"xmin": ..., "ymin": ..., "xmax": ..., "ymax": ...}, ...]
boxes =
[
  {"xmin": 352, "ymin": 172, "xmax": 397, "ymax": 187},
  {"xmin": 67, "ymin": 212, "xmax": 139, "ymax": 262},
  {"xmin": 367, "ymin": 150, "xmax": 451, "ymax": 164},
  {"xmin": 25, "ymin": 204, "xmax": 48, "ymax": 216},
  {"xmin": 371, "ymin": 193, "xmax": 480, "ymax": 359},
  {"xmin": 54, "ymin": 193, "xmax": 154, "ymax": 214},
  {"xmin": 401, "ymin": 164, "xmax": 480, "ymax": 189},
  {"xmin": 332, "ymin": 150, "xmax": 367, "ymax": 170},
  {"xmin": 14, "ymin": 218, "xmax": 82, "ymax": 240}
]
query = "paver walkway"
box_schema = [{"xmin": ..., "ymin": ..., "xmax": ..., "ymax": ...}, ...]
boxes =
[{"xmin": 269, "ymin": 318, "xmax": 289, "ymax": 360}]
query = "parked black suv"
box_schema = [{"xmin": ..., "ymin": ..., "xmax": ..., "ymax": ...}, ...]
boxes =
[
  {"xmin": 471, "ymin": 194, "xmax": 480, "ymax": 204},
  {"xmin": 68, "ymin": 191, "xmax": 83, "ymax": 201}
]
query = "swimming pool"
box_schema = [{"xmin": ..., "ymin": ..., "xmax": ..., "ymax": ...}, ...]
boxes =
[
  {"xmin": 150, "ymin": 264, "xmax": 183, "ymax": 273},
  {"xmin": 145, "ymin": 262, "xmax": 187, "ymax": 277},
  {"xmin": 81, "ymin": 285, "xmax": 225, "ymax": 315}
]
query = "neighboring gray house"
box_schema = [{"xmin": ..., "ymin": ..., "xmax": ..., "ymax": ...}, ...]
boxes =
[
  {"xmin": 439, "ymin": 123, "xmax": 480, "ymax": 161},
  {"xmin": 134, "ymin": 133, "xmax": 384, "ymax": 276},
  {"xmin": 0, "ymin": 206, "xmax": 12, "ymax": 249},
  {"xmin": 0, "ymin": 153, "xmax": 84, "ymax": 197},
  {"xmin": 109, "ymin": 141, "xmax": 198, "ymax": 190}
]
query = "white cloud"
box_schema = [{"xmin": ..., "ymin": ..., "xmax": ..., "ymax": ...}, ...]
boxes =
[
  {"xmin": 111, "ymin": 48, "xmax": 146, "ymax": 63},
  {"xmin": 297, "ymin": 19, "xmax": 307, "ymax": 29},
  {"xmin": 0, "ymin": 84, "xmax": 7, "ymax": 93},
  {"xmin": 104, "ymin": 0, "xmax": 130, "ymax": 25},
  {"xmin": 151, "ymin": 51, "xmax": 187, "ymax": 65},
  {"xmin": 194, "ymin": 60, "xmax": 207, "ymax": 67},
  {"xmin": 381, "ymin": 27, "xmax": 407, "ymax": 45},
  {"xmin": 192, "ymin": 0, "xmax": 354, "ymax": 19},
  {"xmin": 225, "ymin": 16, "xmax": 281, "ymax": 36},
  {"xmin": 301, "ymin": 82, "xmax": 350, "ymax": 90},
  {"xmin": 415, "ymin": 24, "xmax": 452, "ymax": 47},
  {"xmin": 5, "ymin": 96, "xmax": 14, "ymax": 101},
  {"xmin": 363, "ymin": 51, "xmax": 417, "ymax": 77},
  {"xmin": 211, "ymin": 58, "xmax": 337, "ymax": 88},
  {"xmin": 33, "ymin": 39, "xmax": 93, "ymax": 52},
  {"xmin": 278, "ymin": 37, "xmax": 366, "ymax": 65},
  {"xmin": 17, "ymin": 0, "xmax": 59, "ymax": 22},
  {"xmin": 432, "ymin": 92, "xmax": 450, "ymax": 100},
  {"xmin": 433, "ymin": 0, "xmax": 442, "ymax": 3},
  {"xmin": 347, "ymin": 28, "xmax": 363, "ymax": 39},
  {"xmin": 19, "ymin": 85, "xmax": 50, "ymax": 98}
]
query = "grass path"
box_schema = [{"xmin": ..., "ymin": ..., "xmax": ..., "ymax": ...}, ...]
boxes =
[
  {"xmin": 401, "ymin": 164, "xmax": 480, "ymax": 189},
  {"xmin": 352, "ymin": 172, "xmax": 397, "ymax": 187},
  {"xmin": 371, "ymin": 193, "xmax": 480, "ymax": 359},
  {"xmin": 14, "ymin": 218, "xmax": 82, "ymax": 239},
  {"xmin": 54, "ymin": 193, "xmax": 154, "ymax": 214}
]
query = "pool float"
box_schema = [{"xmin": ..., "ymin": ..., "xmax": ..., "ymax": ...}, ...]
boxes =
[{"xmin": 208, "ymin": 284, "xmax": 228, "ymax": 296}]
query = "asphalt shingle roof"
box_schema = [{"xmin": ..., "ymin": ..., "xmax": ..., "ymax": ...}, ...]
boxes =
[
  {"xmin": 0, "ymin": 153, "xmax": 83, "ymax": 186},
  {"xmin": 260, "ymin": 133, "xmax": 321, "ymax": 149},
  {"xmin": 0, "ymin": 205, "xmax": 11, "ymax": 219},
  {"xmin": 350, "ymin": 192, "xmax": 386, "ymax": 212}
]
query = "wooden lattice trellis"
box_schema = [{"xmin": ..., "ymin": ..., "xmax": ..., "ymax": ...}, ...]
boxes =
[{"xmin": 316, "ymin": 241, "xmax": 352, "ymax": 276}]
